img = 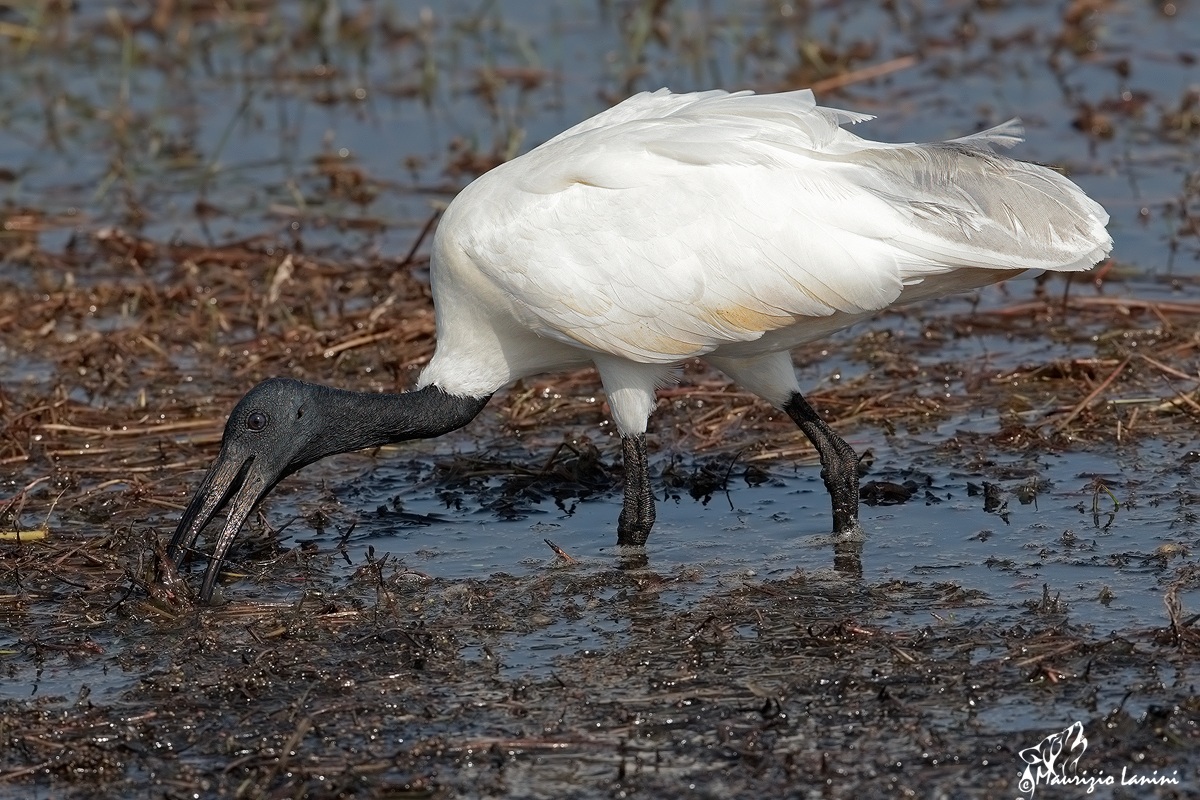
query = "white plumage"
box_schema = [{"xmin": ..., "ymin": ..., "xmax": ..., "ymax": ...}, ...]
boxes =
[{"xmin": 419, "ymin": 88, "xmax": 1111, "ymax": 415}]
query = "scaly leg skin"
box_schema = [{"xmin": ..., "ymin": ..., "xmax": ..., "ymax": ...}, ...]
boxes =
[
  {"xmin": 783, "ymin": 391, "xmax": 861, "ymax": 536},
  {"xmin": 617, "ymin": 433, "xmax": 656, "ymax": 547}
]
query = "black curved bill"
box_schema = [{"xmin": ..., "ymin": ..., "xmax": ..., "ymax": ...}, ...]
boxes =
[{"xmin": 167, "ymin": 449, "xmax": 269, "ymax": 603}]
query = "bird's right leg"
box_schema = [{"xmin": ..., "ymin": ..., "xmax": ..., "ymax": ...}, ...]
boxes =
[{"xmin": 783, "ymin": 391, "xmax": 860, "ymax": 535}]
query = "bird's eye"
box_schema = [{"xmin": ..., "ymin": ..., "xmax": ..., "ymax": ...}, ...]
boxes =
[{"xmin": 246, "ymin": 411, "xmax": 269, "ymax": 431}]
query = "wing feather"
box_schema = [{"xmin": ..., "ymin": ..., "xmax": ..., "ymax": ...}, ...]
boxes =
[{"xmin": 442, "ymin": 90, "xmax": 1111, "ymax": 364}]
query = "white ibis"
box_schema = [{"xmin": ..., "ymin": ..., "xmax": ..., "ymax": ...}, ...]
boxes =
[{"xmin": 168, "ymin": 88, "xmax": 1112, "ymax": 601}]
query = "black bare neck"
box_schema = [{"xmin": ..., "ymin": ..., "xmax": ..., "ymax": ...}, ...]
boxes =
[{"xmin": 299, "ymin": 383, "xmax": 490, "ymax": 466}]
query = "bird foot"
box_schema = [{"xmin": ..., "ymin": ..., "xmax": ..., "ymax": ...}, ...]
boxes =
[{"xmin": 616, "ymin": 520, "xmax": 653, "ymax": 548}]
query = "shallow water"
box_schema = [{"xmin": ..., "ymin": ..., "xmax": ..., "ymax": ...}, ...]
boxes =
[{"xmin": 328, "ymin": 427, "xmax": 1196, "ymax": 650}]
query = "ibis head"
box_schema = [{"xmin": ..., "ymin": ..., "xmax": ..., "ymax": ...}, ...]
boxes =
[{"xmin": 167, "ymin": 378, "xmax": 488, "ymax": 602}]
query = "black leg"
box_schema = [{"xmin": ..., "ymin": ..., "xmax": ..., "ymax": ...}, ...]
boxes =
[
  {"xmin": 833, "ymin": 538, "xmax": 864, "ymax": 579},
  {"xmin": 617, "ymin": 433, "xmax": 655, "ymax": 546},
  {"xmin": 784, "ymin": 391, "xmax": 860, "ymax": 535}
]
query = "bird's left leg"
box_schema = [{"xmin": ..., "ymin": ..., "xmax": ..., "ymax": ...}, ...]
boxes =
[
  {"xmin": 706, "ymin": 352, "xmax": 861, "ymax": 536},
  {"xmin": 783, "ymin": 390, "xmax": 860, "ymax": 535}
]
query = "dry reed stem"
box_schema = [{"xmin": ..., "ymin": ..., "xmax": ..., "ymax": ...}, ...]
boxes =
[
  {"xmin": 809, "ymin": 55, "xmax": 919, "ymax": 93},
  {"xmin": 1052, "ymin": 357, "xmax": 1131, "ymax": 431}
]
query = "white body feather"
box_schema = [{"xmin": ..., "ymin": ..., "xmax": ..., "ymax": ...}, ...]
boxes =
[{"xmin": 418, "ymin": 89, "xmax": 1111, "ymax": 432}]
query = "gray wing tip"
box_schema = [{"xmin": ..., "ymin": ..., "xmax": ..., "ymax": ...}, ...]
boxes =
[{"xmin": 952, "ymin": 118, "xmax": 1025, "ymax": 150}]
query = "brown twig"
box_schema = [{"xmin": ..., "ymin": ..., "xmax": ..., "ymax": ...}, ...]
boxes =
[
  {"xmin": 544, "ymin": 539, "xmax": 576, "ymax": 564},
  {"xmin": 809, "ymin": 56, "xmax": 919, "ymax": 93},
  {"xmin": 1052, "ymin": 357, "xmax": 1131, "ymax": 432}
]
